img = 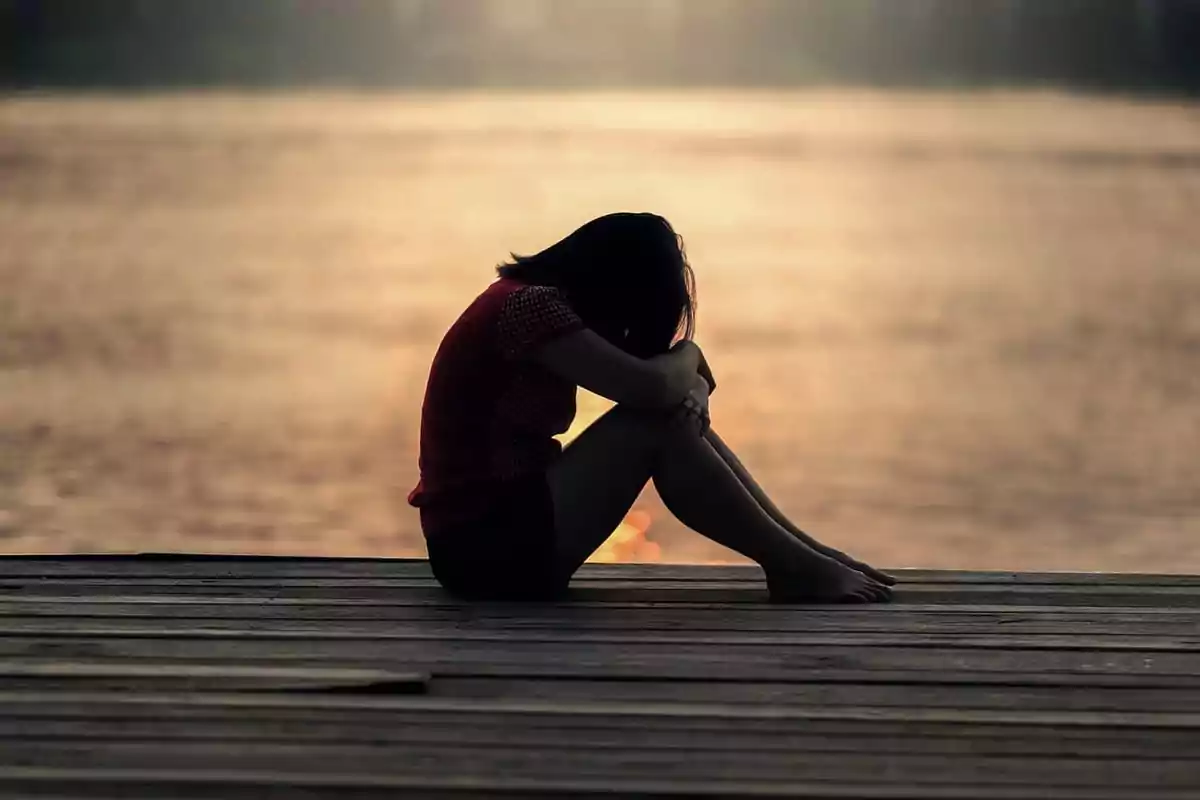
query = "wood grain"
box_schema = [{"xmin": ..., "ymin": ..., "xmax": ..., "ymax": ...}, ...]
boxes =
[
  {"xmin": 3, "ymin": 557, "xmax": 1199, "ymax": 586},
  {"xmin": 1, "ymin": 556, "xmax": 1197, "ymax": 798}
]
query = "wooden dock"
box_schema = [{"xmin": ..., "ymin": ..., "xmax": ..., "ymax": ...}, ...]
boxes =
[{"xmin": 0, "ymin": 556, "xmax": 1198, "ymax": 798}]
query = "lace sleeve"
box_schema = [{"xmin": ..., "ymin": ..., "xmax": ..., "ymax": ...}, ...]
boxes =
[{"xmin": 496, "ymin": 285, "xmax": 585, "ymax": 359}]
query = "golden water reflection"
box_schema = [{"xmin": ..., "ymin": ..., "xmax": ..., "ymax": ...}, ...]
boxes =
[{"xmin": 2, "ymin": 92, "xmax": 1199, "ymax": 571}]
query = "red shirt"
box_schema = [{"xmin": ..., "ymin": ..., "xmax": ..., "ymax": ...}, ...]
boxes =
[{"xmin": 408, "ymin": 278, "xmax": 585, "ymax": 533}]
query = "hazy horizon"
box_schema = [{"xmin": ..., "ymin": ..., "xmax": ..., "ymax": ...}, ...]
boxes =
[{"xmin": 5, "ymin": 0, "xmax": 1200, "ymax": 94}]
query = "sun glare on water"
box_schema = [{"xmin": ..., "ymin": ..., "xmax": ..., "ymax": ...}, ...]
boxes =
[
  {"xmin": 590, "ymin": 509, "xmax": 661, "ymax": 564},
  {"xmin": 556, "ymin": 395, "xmax": 663, "ymax": 563}
]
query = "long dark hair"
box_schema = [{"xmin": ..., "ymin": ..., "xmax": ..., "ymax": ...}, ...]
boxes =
[{"xmin": 497, "ymin": 213, "xmax": 696, "ymax": 358}]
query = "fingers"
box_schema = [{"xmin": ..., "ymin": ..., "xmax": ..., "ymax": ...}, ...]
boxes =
[
  {"xmin": 670, "ymin": 410, "xmax": 697, "ymax": 431},
  {"xmin": 670, "ymin": 398, "xmax": 706, "ymax": 434},
  {"xmin": 681, "ymin": 396, "xmax": 706, "ymax": 421},
  {"xmin": 695, "ymin": 348, "xmax": 717, "ymax": 394}
]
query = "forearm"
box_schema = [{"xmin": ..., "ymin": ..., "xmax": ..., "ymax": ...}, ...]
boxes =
[{"xmin": 535, "ymin": 330, "xmax": 703, "ymax": 409}]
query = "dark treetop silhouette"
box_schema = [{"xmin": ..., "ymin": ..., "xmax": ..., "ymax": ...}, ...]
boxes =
[{"xmin": 4, "ymin": 0, "xmax": 1199, "ymax": 94}]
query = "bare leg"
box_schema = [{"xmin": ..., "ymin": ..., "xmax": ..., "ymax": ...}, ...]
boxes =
[
  {"xmin": 703, "ymin": 429, "xmax": 896, "ymax": 586},
  {"xmin": 549, "ymin": 406, "xmax": 889, "ymax": 603},
  {"xmin": 548, "ymin": 406, "xmax": 662, "ymax": 574}
]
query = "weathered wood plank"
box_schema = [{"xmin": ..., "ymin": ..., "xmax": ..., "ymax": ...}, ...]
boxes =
[
  {"xmin": 8, "ymin": 613, "xmax": 1200, "ymax": 647},
  {"xmin": 3, "ymin": 637, "xmax": 1200, "ymax": 680},
  {"xmin": 1, "ymin": 717, "xmax": 1196, "ymax": 761},
  {"xmin": 1, "ymin": 558, "xmax": 1196, "ymax": 799},
  {"xmin": 0, "ymin": 695, "xmax": 1195, "ymax": 734},
  {"xmin": 6, "ymin": 578, "xmax": 1200, "ymax": 614},
  {"xmin": 4, "ymin": 602, "xmax": 1199, "ymax": 636},
  {"xmin": 8, "ymin": 574, "xmax": 1200, "ymax": 596},
  {"xmin": 437, "ymin": 676, "xmax": 1200, "ymax": 713},
  {"xmin": 7, "ymin": 594, "xmax": 1200, "ymax": 620},
  {"xmin": 2, "ymin": 557, "xmax": 1199, "ymax": 587},
  {"xmin": 4, "ymin": 668, "xmax": 1197, "ymax": 712},
  {"xmin": 8, "ymin": 574, "xmax": 1200, "ymax": 591},
  {"xmin": 588, "ymin": 566, "xmax": 1200, "ymax": 587},
  {"xmin": 1, "ymin": 740, "xmax": 1197, "ymax": 788},
  {"xmin": 3, "ymin": 663, "xmax": 1195, "ymax": 690},
  {"xmin": 0, "ymin": 662, "xmax": 426, "ymax": 693},
  {"xmin": 4, "ymin": 768, "xmax": 1198, "ymax": 800},
  {"xmin": 5, "ymin": 584, "xmax": 1200, "ymax": 608},
  {"xmin": 3, "ymin": 624, "xmax": 1200, "ymax": 653}
]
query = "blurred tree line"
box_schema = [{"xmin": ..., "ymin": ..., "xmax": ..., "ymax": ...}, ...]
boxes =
[{"xmin": 2, "ymin": 0, "xmax": 1198, "ymax": 93}]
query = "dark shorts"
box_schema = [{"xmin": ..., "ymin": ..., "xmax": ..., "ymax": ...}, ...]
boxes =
[{"xmin": 422, "ymin": 476, "xmax": 569, "ymax": 601}]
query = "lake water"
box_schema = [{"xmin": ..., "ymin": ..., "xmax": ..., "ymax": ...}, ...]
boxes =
[{"xmin": 2, "ymin": 90, "xmax": 1199, "ymax": 571}]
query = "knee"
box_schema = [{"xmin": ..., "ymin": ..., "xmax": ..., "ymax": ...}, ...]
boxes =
[{"xmin": 608, "ymin": 404, "xmax": 672, "ymax": 429}]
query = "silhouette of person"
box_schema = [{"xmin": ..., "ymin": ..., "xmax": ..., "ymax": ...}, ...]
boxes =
[{"xmin": 410, "ymin": 213, "xmax": 894, "ymax": 602}]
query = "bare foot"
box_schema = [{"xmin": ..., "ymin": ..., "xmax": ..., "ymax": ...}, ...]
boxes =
[
  {"xmin": 824, "ymin": 549, "xmax": 897, "ymax": 587},
  {"xmin": 766, "ymin": 556, "xmax": 892, "ymax": 604}
]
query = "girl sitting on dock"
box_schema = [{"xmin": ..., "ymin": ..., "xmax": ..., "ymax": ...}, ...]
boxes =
[{"xmin": 409, "ymin": 213, "xmax": 894, "ymax": 603}]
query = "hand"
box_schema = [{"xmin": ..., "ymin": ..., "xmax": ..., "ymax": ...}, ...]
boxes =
[
  {"xmin": 672, "ymin": 339, "xmax": 716, "ymax": 395},
  {"xmin": 672, "ymin": 374, "xmax": 711, "ymax": 433},
  {"xmin": 696, "ymin": 350, "xmax": 717, "ymax": 395}
]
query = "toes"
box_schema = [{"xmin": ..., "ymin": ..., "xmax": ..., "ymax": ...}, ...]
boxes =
[
  {"xmin": 863, "ymin": 565, "xmax": 897, "ymax": 586},
  {"xmin": 846, "ymin": 558, "xmax": 896, "ymax": 587},
  {"xmin": 870, "ymin": 570, "xmax": 896, "ymax": 586},
  {"xmin": 858, "ymin": 582, "xmax": 890, "ymax": 603}
]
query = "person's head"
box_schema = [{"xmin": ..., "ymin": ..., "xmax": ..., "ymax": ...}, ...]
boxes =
[{"xmin": 497, "ymin": 212, "xmax": 695, "ymax": 358}]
